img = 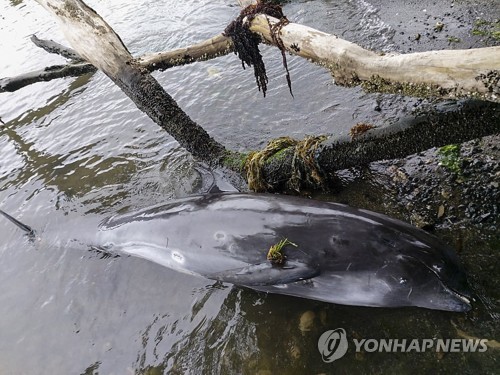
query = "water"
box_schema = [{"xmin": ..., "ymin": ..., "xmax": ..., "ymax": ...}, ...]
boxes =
[{"xmin": 0, "ymin": 1, "xmax": 498, "ymax": 374}]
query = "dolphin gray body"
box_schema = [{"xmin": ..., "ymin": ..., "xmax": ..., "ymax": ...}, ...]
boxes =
[{"xmin": 1, "ymin": 193, "xmax": 472, "ymax": 312}]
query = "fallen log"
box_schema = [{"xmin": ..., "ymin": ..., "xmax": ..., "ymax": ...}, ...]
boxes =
[
  {"xmin": 0, "ymin": 63, "xmax": 96, "ymax": 92},
  {"xmin": 0, "ymin": 34, "xmax": 234, "ymax": 93},
  {"xmin": 247, "ymin": 14, "xmax": 499, "ymax": 102},
  {"xmin": 3, "ymin": 2, "xmax": 499, "ymax": 103},
  {"xmin": 255, "ymin": 100, "xmax": 500, "ymax": 192},
  {"xmin": 9, "ymin": 0, "xmax": 498, "ymax": 194}
]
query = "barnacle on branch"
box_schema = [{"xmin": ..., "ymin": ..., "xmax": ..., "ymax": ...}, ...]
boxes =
[{"xmin": 224, "ymin": 0, "xmax": 293, "ymax": 97}]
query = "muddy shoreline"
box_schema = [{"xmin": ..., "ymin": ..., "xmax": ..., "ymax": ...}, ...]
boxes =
[{"xmin": 305, "ymin": 0, "xmax": 500, "ymax": 349}]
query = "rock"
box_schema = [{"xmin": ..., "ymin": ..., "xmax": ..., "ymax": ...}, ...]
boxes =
[
  {"xmin": 299, "ymin": 311, "xmax": 315, "ymax": 333},
  {"xmin": 438, "ymin": 205, "xmax": 445, "ymax": 218},
  {"xmin": 290, "ymin": 344, "xmax": 301, "ymax": 359}
]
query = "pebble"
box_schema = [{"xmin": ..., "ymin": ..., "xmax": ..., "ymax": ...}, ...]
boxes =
[
  {"xmin": 299, "ymin": 311, "xmax": 315, "ymax": 333},
  {"xmin": 438, "ymin": 205, "xmax": 445, "ymax": 218},
  {"xmin": 289, "ymin": 345, "xmax": 301, "ymax": 359}
]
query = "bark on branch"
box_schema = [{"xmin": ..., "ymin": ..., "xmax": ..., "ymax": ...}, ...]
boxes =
[
  {"xmin": 0, "ymin": 63, "xmax": 96, "ymax": 92},
  {"xmin": 137, "ymin": 34, "xmax": 233, "ymax": 72},
  {"xmin": 30, "ymin": 34, "xmax": 83, "ymax": 60}
]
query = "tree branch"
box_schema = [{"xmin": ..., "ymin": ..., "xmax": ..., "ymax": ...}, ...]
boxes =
[
  {"xmin": 30, "ymin": 34, "xmax": 83, "ymax": 60},
  {"xmin": 137, "ymin": 34, "xmax": 233, "ymax": 72},
  {"xmin": 1, "ymin": 33, "xmax": 233, "ymax": 92},
  {"xmin": 34, "ymin": 0, "xmax": 228, "ymax": 166},
  {"xmin": 0, "ymin": 63, "xmax": 96, "ymax": 92},
  {"xmin": 254, "ymin": 100, "xmax": 500, "ymax": 192},
  {"xmin": 249, "ymin": 14, "xmax": 500, "ymax": 103}
]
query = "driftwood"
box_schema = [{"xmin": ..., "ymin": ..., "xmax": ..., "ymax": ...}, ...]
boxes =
[
  {"xmin": 3, "ymin": 0, "xmax": 500, "ymax": 192},
  {"xmin": 30, "ymin": 34, "xmax": 82, "ymax": 60},
  {"xmin": 0, "ymin": 33, "xmax": 234, "ymax": 93},
  {"xmin": 0, "ymin": 62, "xmax": 96, "ymax": 92},
  {"xmin": 3, "ymin": 4, "xmax": 499, "ymax": 101},
  {"xmin": 249, "ymin": 14, "xmax": 500, "ymax": 103}
]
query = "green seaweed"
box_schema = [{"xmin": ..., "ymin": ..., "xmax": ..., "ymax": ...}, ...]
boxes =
[
  {"xmin": 223, "ymin": 151, "xmax": 249, "ymax": 172},
  {"xmin": 267, "ymin": 238, "xmax": 298, "ymax": 265},
  {"xmin": 447, "ymin": 36, "xmax": 461, "ymax": 44},
  {"xmin": 472, "ymin": 19, "xmax": 500, "ymax": 40},
  {"xmin": 437, "ymin": 144, "xmax": 462, "ymax": 174}
]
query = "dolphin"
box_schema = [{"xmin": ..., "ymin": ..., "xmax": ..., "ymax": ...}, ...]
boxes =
[{"xmin": 1, "ymin": 193, "xmax": 472, "ymax": 312}]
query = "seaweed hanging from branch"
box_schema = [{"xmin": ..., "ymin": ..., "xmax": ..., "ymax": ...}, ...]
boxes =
[
  {"xmin": 269, "ymin": 16, "xmax": 293, "ymax": 97},
  {"xmin": 224, "ymin": 0, "xmax": 293, "ymax": 97}
]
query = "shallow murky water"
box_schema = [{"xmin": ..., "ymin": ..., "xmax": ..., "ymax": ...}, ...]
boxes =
[{"xmin": 0, "ymin": 0, "xmax": 498, "ymax": 374}]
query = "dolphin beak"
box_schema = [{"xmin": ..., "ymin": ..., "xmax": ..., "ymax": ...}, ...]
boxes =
[{"xmin": 438, "ymin": 283, "xmax": 472, "ymax": 312}]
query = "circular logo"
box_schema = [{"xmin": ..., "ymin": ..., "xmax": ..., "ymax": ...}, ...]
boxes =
[{"xmin": 317, "ymin": 328, "xmax": 348, "ymax": 363}]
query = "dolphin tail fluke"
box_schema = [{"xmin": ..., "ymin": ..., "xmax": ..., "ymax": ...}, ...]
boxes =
[
  {"xmin": 206, "ymin": 260, "xmax": 320, "ymax": 286},
  {"xmin": 0, "ymin": 209, "xmax": 36, "ymax": 238}
]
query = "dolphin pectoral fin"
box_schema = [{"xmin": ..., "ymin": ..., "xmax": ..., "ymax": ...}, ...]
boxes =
[{"xmin": 205, "ymin": 260, "xmax": 320, "ymax": 286}]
